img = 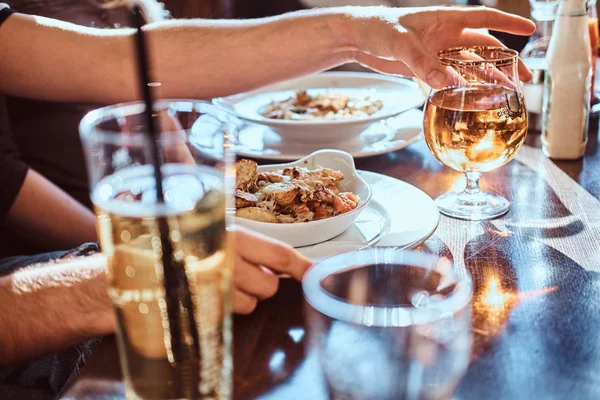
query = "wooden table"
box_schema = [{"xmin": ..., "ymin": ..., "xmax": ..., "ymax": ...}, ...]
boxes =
[{"xmin": 62, "ymin": 120, "xmax": 600, "ymax": 400}]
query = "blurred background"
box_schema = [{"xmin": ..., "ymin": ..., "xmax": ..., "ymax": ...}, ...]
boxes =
[
  {"xmin": 162, "ymin": 0, "xmax": 533, "ymax": 51},
  {"xmin": 163, "ymin": 0, "xmax": 527, "ymax": 19}
]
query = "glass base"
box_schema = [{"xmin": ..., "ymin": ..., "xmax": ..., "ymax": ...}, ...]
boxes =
[{"xmin": 435, "ymin": 191, "xmax": 510, "ymax": 221}]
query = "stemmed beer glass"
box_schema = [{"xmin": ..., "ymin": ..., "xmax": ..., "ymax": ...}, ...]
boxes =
[{"xmin": 424, "ymin": 47, "xmax": 528, "ymax": 220}]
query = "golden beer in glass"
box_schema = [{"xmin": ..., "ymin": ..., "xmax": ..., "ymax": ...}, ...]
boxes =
[
  {"xmin": 80, "ymin": 101, "xmax": 236, "ymax": 399},
  {"xmin": 424, "ymin": 47, "xmax": 527, "ymax": 220}
]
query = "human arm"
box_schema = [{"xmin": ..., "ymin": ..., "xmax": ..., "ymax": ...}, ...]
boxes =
[
  {"xmin": 0, "ymin": 227, "xmax": 308, "ymax": 367},
  {"xmin": 6, "ymin": 169, "xmax": 98, "ymax": 251},
  {"xmin": 0, "ymin": 7, "xmax": 534, "ymax": 104},
  {"xmin": 0, "ymin": 254, "xmax": 111, "ymax": 368},
  {"xmin": 0, "ymin": 10, "xmax": 348, "ymax": 103},
  {"xmin": 0, "ymin": 106, "xmax": 97, "ymax": 251}
]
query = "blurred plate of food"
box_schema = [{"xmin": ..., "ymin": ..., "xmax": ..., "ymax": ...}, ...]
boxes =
[
  {"xmin": 230, "ymin": 108, "xmax": 423, "ymax": 160},
  {"xmin": 213, "ymin": 72, "xmax": 426, "ymax": 144}
]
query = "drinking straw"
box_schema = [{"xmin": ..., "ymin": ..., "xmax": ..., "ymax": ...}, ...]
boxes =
[
  {"xmin": 130, "ymin": 5, "xmax": 200, "ymax": 390},
  {"xmin": 131, "ymin": 6, "xmax": 164, "ymax": 204}
]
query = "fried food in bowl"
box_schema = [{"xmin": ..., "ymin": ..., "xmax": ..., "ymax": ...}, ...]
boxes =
[{"xmin": 233, "ymin": 150, "xmax": 371, "ymax": 247}]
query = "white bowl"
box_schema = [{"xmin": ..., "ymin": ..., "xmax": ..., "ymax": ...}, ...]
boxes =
[
  {"xmin": 234, "ymin": 150, "xmax": 372, "ymax": 248},
  {"xmin": 213, "ymin": 72, "xmax": 425, "ymax": 144}
]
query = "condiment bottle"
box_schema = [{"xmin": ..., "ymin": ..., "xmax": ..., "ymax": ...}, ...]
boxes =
[{"xmin": 542, "ymin": 0, "xmax": 592, "ymax": 160}]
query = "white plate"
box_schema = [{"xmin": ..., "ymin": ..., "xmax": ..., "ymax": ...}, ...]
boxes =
[
  {"xmin": 298, "ymin": 171, "xmax": 439, "ymax": 261},
  {"xmin": 233, "ymin": 108, "xmax": 424, "ymax": 161},
  {"xmin": 214, "ymin": 72, "xmax": 425, "ymax": 144},
  {"xmin": 235, "ymin": 150, "xmax": 372, "ymax": 248}
]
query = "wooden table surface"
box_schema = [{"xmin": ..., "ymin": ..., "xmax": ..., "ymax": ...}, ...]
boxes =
[{"xmin": 62, "ymin": 119, "xmax": 600, "ymax": 400}]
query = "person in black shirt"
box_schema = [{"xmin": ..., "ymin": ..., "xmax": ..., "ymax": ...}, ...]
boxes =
[
  {"xmin": 0, "ymin": 3, "xmax": 535, "ymax": 398},
  {"xmin": 0, "ymin": 5, "xmax": 99, "ymax": 259},
  {"xmin": 0, "ymin": 0, "xmax": 165, "ymax": 258},
  {"xmin": 0, "ymin": 10, "xmax": 312, "ymax": 396}
]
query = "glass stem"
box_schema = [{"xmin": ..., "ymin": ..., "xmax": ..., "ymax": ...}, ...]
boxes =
[{"xmin": 464, "ymin": 171, "xmax": 482, "ymax": 196}]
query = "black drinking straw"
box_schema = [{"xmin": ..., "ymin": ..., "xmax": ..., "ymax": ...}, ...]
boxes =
[
  {"xmin": 131, "ymin": 7, "xmax": 164, "ymax": 202},
  {"xmin": 131, "ymin": 11, "xmax": 202, "ymax": 398},
  {"xmin": 131, "ymin": 4, "xmax": 191, "ymax": 368}
]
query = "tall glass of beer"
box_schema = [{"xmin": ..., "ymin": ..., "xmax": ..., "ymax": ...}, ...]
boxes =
[{"xmin": 79, "ymin": 100, "xmax": 236, "ymax": 400}]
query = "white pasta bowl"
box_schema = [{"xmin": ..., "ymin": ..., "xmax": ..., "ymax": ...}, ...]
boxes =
[
  {"xmin": 234, "ymin": 150, "xmax": 372, "ymax": 248},
  {"xmin": 213, "ymin": 72, "xmax": 425, "ymax": 144}
]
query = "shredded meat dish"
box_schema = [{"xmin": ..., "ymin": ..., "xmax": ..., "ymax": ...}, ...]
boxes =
[
  {"xmin": 235, "ymin": 159, "xmax": 360, "ymax": 223},
  {"xmin": 262, "ymin": 90, "xmax": 383, "ymax": 120}
]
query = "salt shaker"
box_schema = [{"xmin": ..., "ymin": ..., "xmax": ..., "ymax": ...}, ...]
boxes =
[{"xmin": 542, "ymin": 0, "xmax": 592, "ymax": 160}]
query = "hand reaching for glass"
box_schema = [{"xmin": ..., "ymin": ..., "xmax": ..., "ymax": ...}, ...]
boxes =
[
  {"xmin": 337, "ymin": 6, "xmax": 536, "ymax": 87},
  {"xmin": 1, "ymin": 5, "xmax": 536, "ymax": 103}
]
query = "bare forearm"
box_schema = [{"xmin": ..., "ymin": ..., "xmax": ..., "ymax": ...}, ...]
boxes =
[
  {"xmin": 0, "ymin": 10, "xmax": 352, "ymax": 103},
  {"xmin": 0, "ymin": 7, "xmax": 535, "ymax": 102},
  {"xmin": 146, "ymin": 10, "xmax": 353, "ymax": 98},
  {"xmin": 7, "ymin": 169, "xmax": 97, "ymax": 251},
  {"xmin": 0, "ymin": 255, "xmax": 112, "ymax": 368},
  {"xmin": 0, "ymin": 13, "xmax": 135, "ymax": 103}
]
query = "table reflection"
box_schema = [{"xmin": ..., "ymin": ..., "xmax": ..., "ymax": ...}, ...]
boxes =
[{"xmin": 481, "ymin": 277, "xmax": 512, "ymax": 313}]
